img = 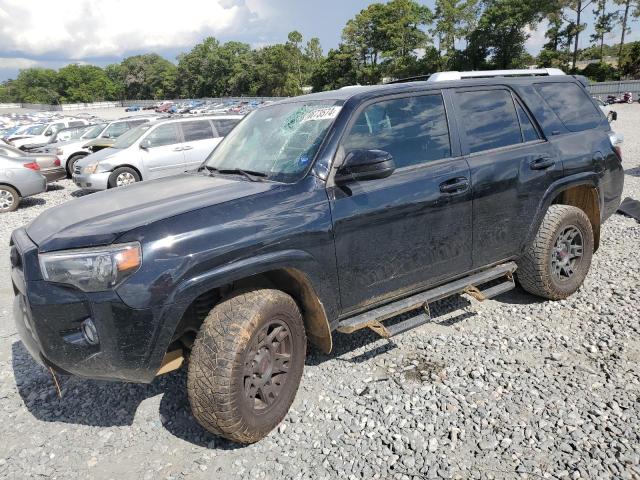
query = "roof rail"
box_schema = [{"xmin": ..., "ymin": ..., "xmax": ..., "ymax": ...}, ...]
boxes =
[{"xmin": 427, "ymin": 68, "xmax": 566, "ymax": 82}]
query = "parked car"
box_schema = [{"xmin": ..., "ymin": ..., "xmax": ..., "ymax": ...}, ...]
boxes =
[
  {"xmin": 11, "ymin": 69, "xmax": 623, "ymax": 444},
  {"xmin": 20, "ymin": 124, "xmax": 95, "ymax": 152},
  {"xmin": 125, "ymin": 105, "xmax": 142, "ymax": 112},
  {"xmin": 0, "ymin": 143, "xmax": 65, "ymax": 182},
  {"xmin": 73, "ymin": 115, "xmax": 242, "ymax": 190},
  {"xmin": 52, "ymin": 118, "xmax": 160, "ymax": 176},
  {"xmin": 0, "ymin": 155, "xmax": 47, "ymax": 212},
  {"xmin": 155, "ymin": 102, "xmax": 174, "ymax": 113},
  {"xmin": 10, "ymin": 118, "xmax": 91, "ymax": 149}
]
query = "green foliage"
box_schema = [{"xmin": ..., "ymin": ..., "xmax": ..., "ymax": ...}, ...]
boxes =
[
  {"xmin": 580, "ymin": 61, "xmax": 621, "ymax": 81},
  {"xmin": 619, "ymin": 41, "xmax": 640, "ymax": 77}
]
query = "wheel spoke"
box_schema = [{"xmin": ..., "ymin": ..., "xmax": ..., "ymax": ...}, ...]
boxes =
[
  {"xmin": 272, "ymin": 353, "xmax": 290, "ymax": 374},
  {"xmin": 569, "ymin": 244, "xmax": 583, "ymax": 258}
]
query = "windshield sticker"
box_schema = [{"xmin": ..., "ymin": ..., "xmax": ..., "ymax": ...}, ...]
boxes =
[{"xmin": 300, "ymin": 106, "xmax": 342, "ymax": 123}]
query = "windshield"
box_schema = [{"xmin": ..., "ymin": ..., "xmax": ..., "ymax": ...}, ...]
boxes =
[
  {"xmin": 204, "ymin": 101, "xmax": 341, "ymax": 182},
  {"xmin": 81, "ymin": 123, "xmax": 108, "ymax": 139},
  {"xmin": 111, "ymin": 124, "xmax": 151, "ymax": 149},
  {"xmin": 27, "ymin": 124, "xmax": 46, "ymax": 135}
]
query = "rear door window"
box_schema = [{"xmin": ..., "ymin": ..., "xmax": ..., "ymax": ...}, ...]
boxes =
[
  {"xmin": 181, "ymin": 120, "xmax": 215, "ymax": 141},
  {"xmin": 515, "ymin": 101, "xmax": 540, "ymax": 142},
  {"xmin": 455, "ymin": 89, "xmax": 522, "ymax": 153},
  {"xmin": 127, "ymin": 119, "xmax": 148, "ymax": 129},
  {"xmin": 103, "ymin": 121, "xmax": 130, "ymax": 138},
  {"xmin": 534, "ymin": 82, "xmax": 602, "ymax": 131},
  {"xmin": 343, "ymin": 93, "xmax": 451, "ymax": 169}
]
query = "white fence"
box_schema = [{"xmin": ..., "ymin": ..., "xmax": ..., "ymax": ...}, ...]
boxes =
[
  {"xmin": 0, "ymin": 103, "xmax": 21, "ymax": 109},
  {"xmin": 588, "ymin": 79, "xmax": 640, "ymax": 97}
]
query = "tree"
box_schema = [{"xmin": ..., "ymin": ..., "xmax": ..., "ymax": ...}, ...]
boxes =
[
  {"xmin": 614, "ymin": 0, "xmax": 640, "ymax": 59},
  {"xmin": 287, "ymin": 30, "xmax": 304, "ymax": 90},
  {"xmin": 310, "ymin": 44, "xmax": 359, "ymax": 91},
  {"xmin": 119, "ymin": 54, "xmax": 177, "ymax": 99},
  {"xmin": 619, "ymin": 40, "xmax": 640, "ymax": 77},
  {"xmin": 432, "ymin": 0, "xmax": 479, "ymax": 68},
  {"xmin": 567, "ymin": 0, "xmax": 594, "ymax": 70},
  {"xmin": 56, "ymin": 64, "xmax": 120, "ymax": 102},
  {"xmin": 590, "ymin": 0, "xmax": 618, "ymax": 59},
  {"xmin": 253, "ymin": 44, "xmax": 302, "ymax": 96}
]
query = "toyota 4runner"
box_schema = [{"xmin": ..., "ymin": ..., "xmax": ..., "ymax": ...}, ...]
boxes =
[{"xmin": 10, "ymin": 69, "xmax": 624, "ymax": 443}]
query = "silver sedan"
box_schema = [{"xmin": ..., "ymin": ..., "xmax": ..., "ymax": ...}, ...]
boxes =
[{"xmin": 0, "ymin": 155, "xmax": 47, "ymax": 212}]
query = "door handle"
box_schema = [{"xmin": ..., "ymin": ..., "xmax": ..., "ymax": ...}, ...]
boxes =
[
  {"xmin": 530, "ymin": 157, "xmax": 555, "ymax": 170},
  {"xmin": 182, "ymin": 146, "xmax": 193, "ymax": 151},
  {"xmin": 439, "ymin": 177, "xmax": 469, "ymax": 194},
  {"xmin": 173, "ymin": 147, "xmax": 183, "ymax": 152}
]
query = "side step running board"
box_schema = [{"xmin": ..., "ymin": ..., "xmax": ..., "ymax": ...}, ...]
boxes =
[{"xmin": 337, "ymin": 262, "xmax": 516, "ymax": 338}]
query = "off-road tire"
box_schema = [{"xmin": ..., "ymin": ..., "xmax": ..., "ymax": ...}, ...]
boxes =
[
  {"xmin": 108, "ymin": 167, "xmax": 140, "ymax": 188},
  {"xmin": 517, "ymin": 205, "xmax": 593, "ymax": 300},
  {"xmin": 0, "ymin": 185, "xmax": 20, "ymax": 212},
  {"xmin": 187, "ymin": 289, "xmax": 306, "ymax": 444},
  {"xmin": 67, "ymin": 153, "xmax": 88, "ymax": 177}
]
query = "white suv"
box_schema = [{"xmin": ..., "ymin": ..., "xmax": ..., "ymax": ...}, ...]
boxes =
[
  {"xmin": 73, "ymin": 115, "xmax": 242, "ymax": 190},
  {"xmin": 10, "ymin": 118, "xmax": 91, "ymax": 149}
]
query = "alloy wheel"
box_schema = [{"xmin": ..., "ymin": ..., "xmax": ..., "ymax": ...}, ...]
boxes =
[
  {"xmin": 116, "ymin": 172, "xmax": 136, "ymax": 187},
  {"xmin": 551, "ymin": 225, "xmax": 583, "ymax": 281},
  {"xmin": 0, "ymin": 189, "xmax": 15, "ymax": 211}
]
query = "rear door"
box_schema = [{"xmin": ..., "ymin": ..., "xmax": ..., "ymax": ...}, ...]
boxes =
[
  {"xmin": 451, "ymin": 86, "xmax": 563, "ymax": 267},
  {"xmin": 179, "ymin": 119, "xmax": 218, "ymax": 171},
  {"xmin": 329, "ymin": 92, "xmax": 473, "ymax": 313},
  {"xmin": 139, "ymin": 123, "xmax": 185, "ymax": 179}
]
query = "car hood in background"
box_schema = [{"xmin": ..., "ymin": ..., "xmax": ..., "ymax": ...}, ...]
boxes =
[
  {"xmin": 83, "ymin": 138, "xmax": 116, "ymax": 149},
  {"xmin": 26, "ymin": 173, "xmax": 278, "ymax": 252}
]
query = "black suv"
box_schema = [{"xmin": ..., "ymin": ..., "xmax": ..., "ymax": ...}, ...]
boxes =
[{"xmin": 11, "ymin": 70, "xmax": 624, "ymax": 444}]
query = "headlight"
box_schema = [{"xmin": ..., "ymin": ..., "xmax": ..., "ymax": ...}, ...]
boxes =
[
  {"xmin": 39, "ymin": 242, "xmax": 142, "ymax": 292},
  {"xmin": 83, "ymin": 160, "xmax": 99, "ymax": 174}
]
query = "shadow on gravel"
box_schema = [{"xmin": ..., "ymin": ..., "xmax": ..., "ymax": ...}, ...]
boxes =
[
  {"xmin": 71, "ymin": 189, "xmax": 92, "ymax": 198},
  {"xmin": 489, "ymin": 285, "xmax": 546, "ymax": 305},
  {"xmin": 46, "ymin": 183, "xmax": 65, "ymax": 191},
  {"xmin": 11, "ymin": 341, "xmax": 242, "ymax": 450},
  {"xmin": 17, "ymin": 197, "xmax": 46, "ymax": 209},
  {"xmin": 625, "ymin": 166, "xmax": 640, "ymax": 177}
]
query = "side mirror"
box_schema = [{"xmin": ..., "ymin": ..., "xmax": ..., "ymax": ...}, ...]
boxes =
[
  {"xmin": 44, "ymin": 130, "xmax": 52, "ymax": 136},
  {"xmin": 139, "ymin": 139, "xmax": 151, "ymax": 150},
  {"xmin": 335, "ymin": 149, "xmax": 395, "ymax": 184}
]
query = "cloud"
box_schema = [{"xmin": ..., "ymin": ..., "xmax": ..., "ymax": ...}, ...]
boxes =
[{"xmin": 0, "ymin": 0, "xmax": 263, "ymax": 59}]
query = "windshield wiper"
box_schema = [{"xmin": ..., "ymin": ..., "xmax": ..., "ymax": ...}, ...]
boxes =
[{"xmin": 217, "ymin": 168, "xmax": 268, "ymax": 182}]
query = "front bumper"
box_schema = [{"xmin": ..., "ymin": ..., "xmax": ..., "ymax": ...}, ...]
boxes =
[
  {"xmin": 72, "ymin": 171, "xmax": 110, "ymax": 191},
  {"xmin": 10, "ymin": 228, "xmax": 182, "ymax": 383},
  {"xmin": 42, "ymin": 167, "xmax": 66, "ymax": 183}
]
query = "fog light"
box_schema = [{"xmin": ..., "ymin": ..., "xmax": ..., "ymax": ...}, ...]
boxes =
[{"xmin": 81, "ymin": 318, "xmax": 99, "ymax": 345}]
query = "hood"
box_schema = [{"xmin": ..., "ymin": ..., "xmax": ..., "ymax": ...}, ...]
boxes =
[
  {"xmin": 83, "ymin": 138, "xmax": 115, "ymax": 148},
  {"xmin": 26, "ymin": 173, "xmax": 278, "ymax": 252},
  {"xmin": 75, "ymin": 147, "xmax": 119, "ymax": 167}
]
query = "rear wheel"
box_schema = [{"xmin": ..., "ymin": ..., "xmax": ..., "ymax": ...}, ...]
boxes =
[
  {"xmin": 108, "ymin": 167, "xmax": 140, "ymax": 188},
  {"xmin": 0, "ymin": 186, "xmax": 20, "ymax": 213},
  {"xmin": 187, "ymin": 289, "xmax": 306, "ymax": 444},
  {"xmin": 517, "ymin": 205, "xmax": 593, "ymax": 300}
]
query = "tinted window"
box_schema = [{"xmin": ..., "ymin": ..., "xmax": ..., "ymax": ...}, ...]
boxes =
[
  {"xmin": 103, "ymin": 121, "xmax": 130, "ymax": 138},
  {"xmin": 69, "ymin": 121, "xmax": 85, "ymax": 127},
  {"xmin": 534, "ymin": 82, "xmax": 601, "ymax": 131},
  {"xmin": 457, "ymin": 89, "xmax": 522, "ymax": 153},
  {"xmin": 343, "ymin": 94, "xmax": 451, "ymax": 169},
  {"xmin": 515, "ymin": 101, "xmax": 540, "ymax": 142},
  {"xmin": 212, "ymin": 119, "xmax": 240, "ymax": 137},
  {"xmin": 146, "ymin": 124, "xmax": 180, "ymax": 147},
  {"xmin": 182, "ymin": 120, "xmax": 214, "ymax": 141}
]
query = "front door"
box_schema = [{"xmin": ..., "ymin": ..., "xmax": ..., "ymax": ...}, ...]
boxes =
[
  {"xmin": 140, "ymin": 123, "xmax": 186, "ymax": 179},
  {"xmin": 329, "ymin": 92, "xmax": 473, "ymax": 313}
]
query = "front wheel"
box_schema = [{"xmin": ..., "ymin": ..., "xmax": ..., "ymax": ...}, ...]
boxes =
[
  {"xmin": 108, "ymin": 167, "xmax": 140, "ymax": 188},
  {"xmin": 0, "ymin": 186, "xmax": 20, "ymax": 213},
  {"xmin": 67, "ymin": 154, "xmax": 87, "ymax": 178},
  {"xmin": 187, "ymin": 289, "xmax": 306, "ymax": 444},
  {"xmin": 517, "ymin": 205, "xmax": 594, "ymax": 300}
]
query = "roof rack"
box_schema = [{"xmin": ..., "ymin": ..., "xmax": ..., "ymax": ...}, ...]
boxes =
[{"xmin": 427, "ymin": 68, "xmax": 566, "ymax": 82}]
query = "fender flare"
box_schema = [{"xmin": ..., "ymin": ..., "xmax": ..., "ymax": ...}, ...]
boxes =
[{"xmin": 522, "ymin": 173, "xmax": 602, "ymax": 252}]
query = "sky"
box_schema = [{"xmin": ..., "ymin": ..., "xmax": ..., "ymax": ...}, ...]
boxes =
[{"xmin": 0, "ymin": 0, "xmax": 637, "ymax": 81}]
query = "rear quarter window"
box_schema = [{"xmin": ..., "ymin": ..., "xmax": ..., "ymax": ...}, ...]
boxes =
[{"xmin": 534, "ymin": 82, "xmax": 602, "ymax": 132}]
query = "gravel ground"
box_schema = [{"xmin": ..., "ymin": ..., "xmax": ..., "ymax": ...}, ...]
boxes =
[{"xmin": 0, "ymin": 105, "xmax": 639, "ymax": 480}]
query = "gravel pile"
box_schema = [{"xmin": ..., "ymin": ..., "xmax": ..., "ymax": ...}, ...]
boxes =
[{"xmin": 0, "ymin": 105, "xmax": 638, "ymax": 479}]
